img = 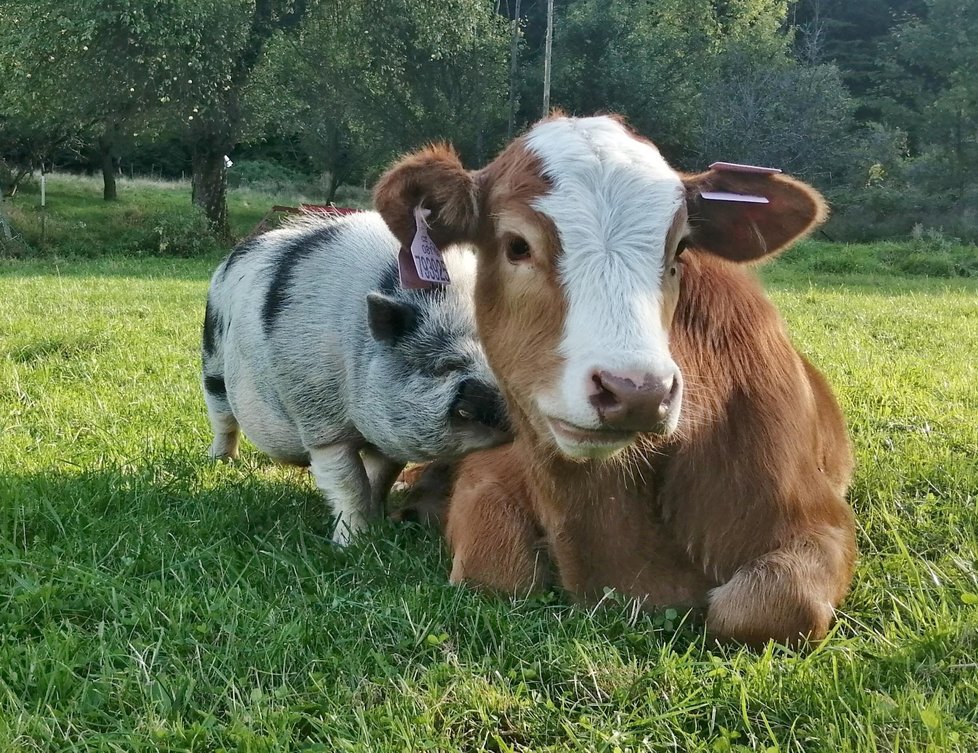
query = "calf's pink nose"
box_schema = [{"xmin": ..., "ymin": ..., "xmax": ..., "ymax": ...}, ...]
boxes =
[{"xmin": 589, "ymin": 370, "xmax": 678, "ymax": 432}]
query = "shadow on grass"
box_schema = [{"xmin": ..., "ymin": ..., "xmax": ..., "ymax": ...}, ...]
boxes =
[{"xmin": 0, "ymin": 458, "xmax": 448, "ymax": 594}]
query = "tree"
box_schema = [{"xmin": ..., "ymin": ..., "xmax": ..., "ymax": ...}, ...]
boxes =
[
  {"xmin": 878, "ymin": 0, "xmax": 978, "ymax": 187},
  {"xmin": 0, "ymin": 6, "xmax": 88, "ymax": 195},
  {"xmin": 1, "ymin": 1, "xmax": 198, "ymax": 200},
  {"xmin": 790, "ymin": 0, "xmax": 926, "ymax": 117},
  {"xmin": 696, "ymin": 60, "xmax": 856, "ymax": 184},
  {"xmin": 265, "ymin": 0, "xmax": 510, "ymax": 194},
  {"xmin": 166, "ymin": 0, "xmax": 310, "ymax": 241},
  {"xmin": 1, "ymin": 1, "xmax": 311, "ymax": 238},
  {"xmin": 546, "ymin": 0, "xmax": 792, "ymax": 163}
]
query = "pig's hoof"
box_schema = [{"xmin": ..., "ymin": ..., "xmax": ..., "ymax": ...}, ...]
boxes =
[{"xmin": 331, "ymin": 516, "xmax": 367, "ymax": 547}]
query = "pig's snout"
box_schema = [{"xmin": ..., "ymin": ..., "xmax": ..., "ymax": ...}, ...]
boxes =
[{"xmin": 452, "ymin": 378, "xmax": 512, "ymax": 438}]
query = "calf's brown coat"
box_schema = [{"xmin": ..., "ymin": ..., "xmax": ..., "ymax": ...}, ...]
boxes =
[{"xmin": 375, "ymin": 117, "xmax": 856, "ymax": 646}]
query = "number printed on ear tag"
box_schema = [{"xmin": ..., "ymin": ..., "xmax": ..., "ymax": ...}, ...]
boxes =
[
  {"xmin": 398, "ymin": 206, "xmax": 452, "ymax": 289},
  {"xmin": 410, "ymin": 207, "xmax": 451, "ymax": 285}
]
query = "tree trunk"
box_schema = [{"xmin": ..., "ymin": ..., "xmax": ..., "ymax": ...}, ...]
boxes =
[
  {"xmin": 98, "ymin": 126, "xmax": 119, "ymax": 201},
  {"xmin": 100, "ymin": 147, "xmax": 117, "ymax": 201},
  {"xmin": 507, "ymin": 0, "xmax": 522, "ymax": 138},
  {"xmin": 542, "ymin": 0, "xmax": 554, "ymax": 116},
  {"xmin": 192, "ymin": 145, "xmax": 231, "ymax": 243}
]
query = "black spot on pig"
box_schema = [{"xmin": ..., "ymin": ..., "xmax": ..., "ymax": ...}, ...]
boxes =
[
  {"xmin": 204, "ymin": 374, "xmax": 227, "ymax": 398},
  {"xmin": 262, "ymin": 223, "xmax": 344, "ymax": 335},
  {"xmin": 452, "ymin": 378, "xmax": 511, "ymax": 433},
  {"xmin": 221, "ymin": 237, "xmax": 262, "ymax": 281},
  {"xmin": 202, "ymin": 299, "xmax": 222, "ymax": 356}
]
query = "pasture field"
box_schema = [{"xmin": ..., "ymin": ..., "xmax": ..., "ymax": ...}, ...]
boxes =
[{"xmin": 1, "ymin": 238, "xmax": 977, "ymax": 751}]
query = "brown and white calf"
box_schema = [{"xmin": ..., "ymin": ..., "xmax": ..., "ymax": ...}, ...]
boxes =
[{"xmin": 375, "ymin": 115, "xmax": 856, "ymax": 646}]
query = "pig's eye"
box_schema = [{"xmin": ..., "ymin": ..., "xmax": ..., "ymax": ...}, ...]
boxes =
[
  {"xmin": 506, "ymin": 236, "xmax": 531, "ymax": 263},
  {"xmin": 434, "ymin": 357, "xmax": 468, "ymax": 376},
  {"xmin": 455, "ymin": 407, "xmax": 474, "ymax": 420}
]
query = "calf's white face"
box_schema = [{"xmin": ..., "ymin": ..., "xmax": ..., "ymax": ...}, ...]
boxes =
[
  {"xmin": 375, "ymin": 114, "xmax": 827, "ymax": 462},
  {"xmin": 522, "ymin": 118, "xmax": 687, "ymax": 458}
]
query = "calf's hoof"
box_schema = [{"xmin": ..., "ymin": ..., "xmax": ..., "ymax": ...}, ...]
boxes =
[{"xmin": 706, "ymin": 575, "xmax": 835, "ymax": 648}]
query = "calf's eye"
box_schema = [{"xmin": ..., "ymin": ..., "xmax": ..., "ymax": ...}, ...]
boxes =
[{"xmin": 506, "ymin": 236, "xmax": 531, "ymax": 263}]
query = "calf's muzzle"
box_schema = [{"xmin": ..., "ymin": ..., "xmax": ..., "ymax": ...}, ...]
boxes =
[{"xmin": 590, "ymin": 370, "xmax": 680, "ymax": 434}]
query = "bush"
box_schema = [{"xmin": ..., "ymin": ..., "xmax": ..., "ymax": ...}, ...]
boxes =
[
  {"xmin": 891, "ymin": 227, "xmax": 978, "ymax": 277},
  {"xmin": 825, "ymin": 183, "xmax": 978, "ymax": 244},
  {"xmin": 134, "ymin": 207, "xmax": 219, "ymax": 257},
  {"xmin": 825, "ymin": 129, "xmax": 978, "ymax": 243},
  {"xmin": 227, "ymin": 159, "xmax": 312, "ymax": 194},
  {"xmin": 771, "ymin": 237, "xmax": 978, "ymax": 279}
]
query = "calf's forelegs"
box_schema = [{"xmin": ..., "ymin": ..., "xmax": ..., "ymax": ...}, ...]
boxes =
[{"xmin": 706, "ymin": 526, "xmax": 855, "ymax": 647}]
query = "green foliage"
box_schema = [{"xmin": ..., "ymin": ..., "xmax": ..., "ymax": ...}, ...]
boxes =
[
  {"xmin": 790, "ymin": 0, "xmax": 926, "ymax": 104},
  {"xmin": 2, "ymin": 0, "xmax": 975, "ymax": 243},
  {"xmin": 766, "ymin": 237, "xmax": 978, "ymax": 278},
  {"xmin": 879, "ymin": 0, "xmax": 978, "ymax": 176},
  {"xmin": 550, "ymin": 0, "xmax": 792, "ymax": 162},
  {"xmin": 698, "ymin": 60, "xmax": 856, "ymax": 183},
  {"xmin": 227, "ymin": 159, "xmax": 311, "ymax": 193},
  {"xmin": 136, "ymin": 206, "xmax": 219, "ymax": 257},
  {"xmin": 1, "ymin": 251, "xmax": 977, "ymax": 750},
  {"xmin": 263, "ymin": 0, "xmax": 511, "ymax": 188}
]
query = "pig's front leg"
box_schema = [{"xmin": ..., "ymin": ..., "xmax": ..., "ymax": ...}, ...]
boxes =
[
  {"xmin": 308, "ymin": 444, "xmax": 372, "ymax": 545},
  {"xmin": 361, "ymin": 446, "xmax": 404, "ymax": 518}
]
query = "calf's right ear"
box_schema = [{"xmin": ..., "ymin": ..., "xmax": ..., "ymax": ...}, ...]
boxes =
[
  {"xmin": 683, "ymin": 169, "xmax": 828, "ymax": 263},
  {"xmin": 374, "ymin": 144, "xmax": 481, "ymax": 250}
]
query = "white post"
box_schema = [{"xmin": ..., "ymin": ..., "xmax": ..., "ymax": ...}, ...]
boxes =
[{"xmin": 40, "ymin": 170, "xmax": 47, "ymax": 245}]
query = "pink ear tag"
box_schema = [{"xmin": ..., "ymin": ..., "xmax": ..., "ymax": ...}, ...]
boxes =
[
  {"xmin": 701, "ymin": 162, "xmax": 781, "ymax": 204},
  {"xmin": 398, "ymin": 206, "xmax": 452, "ymax": 289},
  {"xmin": 700, "ymin": 191, "xmax": 769, "ymax": 204},
  {"xmin": 708, "ymin": 161, "xmax": 782, "ymax": 175}
]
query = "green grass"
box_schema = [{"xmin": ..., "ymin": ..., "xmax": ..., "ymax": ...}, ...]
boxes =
[
  {"xmin": 1, "ymin": 193, "xmax": 978, "ymax": 750},
  {"xmin": 0, "ymin": 173, "xmax": 371, "ymax": 259}
]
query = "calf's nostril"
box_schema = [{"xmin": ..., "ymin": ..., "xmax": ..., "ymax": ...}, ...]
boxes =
[{"xmin": 590, "ymin": 372, "xmax": 625, "ymax": 415}]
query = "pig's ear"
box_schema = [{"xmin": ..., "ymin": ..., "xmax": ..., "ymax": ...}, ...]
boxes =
[
  {"xmin": 374, "ymin": 144, "xmax": 481, "ymax": 249},
  {"xmin": 683, "ymin": 170, "xmax": 827, "ymax": 263},
  {"xmin": 367, "ymin": 293, "xmax": 417, "ymax": 343}
]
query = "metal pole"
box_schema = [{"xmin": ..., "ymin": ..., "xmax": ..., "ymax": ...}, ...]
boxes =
[{"xmin": 542, "ymin": 0, "xmax": 554, "ymax": 116}]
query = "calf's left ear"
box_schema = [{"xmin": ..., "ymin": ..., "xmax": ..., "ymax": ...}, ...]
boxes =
[
  {"xmin": 374, "ymin": 144, "xmax": 482, "ymax": 250},
  {"xmin": 683, "ymin": 169, "xmax": 827, "ymax": 263}
]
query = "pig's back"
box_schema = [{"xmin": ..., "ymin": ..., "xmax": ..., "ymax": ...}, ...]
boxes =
[{"xmin": 211, "ymin": 213, "xmax": 399, "ymax": 451}]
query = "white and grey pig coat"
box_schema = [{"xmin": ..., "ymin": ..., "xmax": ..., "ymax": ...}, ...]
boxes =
[{"xmin": 202, "ymin": 212, "xmax": 509, "ymax": 544}]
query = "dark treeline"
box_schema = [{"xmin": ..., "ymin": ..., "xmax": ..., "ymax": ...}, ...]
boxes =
[{"xmin": 1, "ymin": 0, "xmax": 975, "ymax": 241}]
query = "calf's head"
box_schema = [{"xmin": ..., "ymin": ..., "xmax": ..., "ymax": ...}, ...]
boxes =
[{"xmin": 376, "ymin": 115, "xmax": 826, "ymax": 460}]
